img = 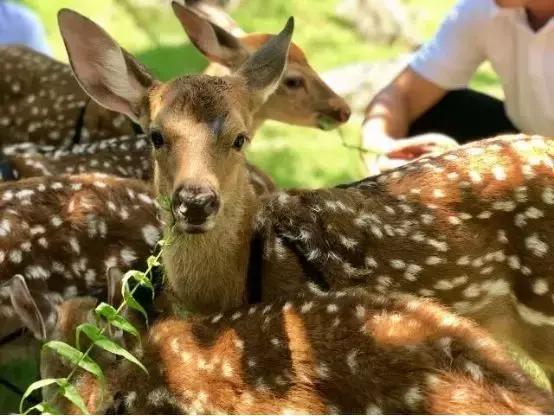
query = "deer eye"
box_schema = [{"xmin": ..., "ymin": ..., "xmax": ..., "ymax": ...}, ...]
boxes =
[
  {"xmin": 232, "ymin": 134, "xmax": 248, "ymax": 151},
  {"xmin": 150, "ymin": 131, "xmax": 165, "ymax": 148},
  {"xmin": 283, "ymin": 76, "xmax": 304, "ymax": 89}
]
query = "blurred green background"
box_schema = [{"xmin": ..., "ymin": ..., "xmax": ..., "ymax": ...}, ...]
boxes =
[{"xmin": 18, "ymin": 0, "xmax": 501, "ymax": 189}]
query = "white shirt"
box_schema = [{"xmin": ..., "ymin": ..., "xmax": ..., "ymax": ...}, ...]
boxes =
[{"xmin": 410, "ymin": 0, "xmax": 554, "ymax": 136}]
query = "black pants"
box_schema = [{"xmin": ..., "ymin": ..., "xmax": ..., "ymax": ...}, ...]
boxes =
[{"xmin": 408, "ymin": 89, "xmax": 519, "ymax": 145}]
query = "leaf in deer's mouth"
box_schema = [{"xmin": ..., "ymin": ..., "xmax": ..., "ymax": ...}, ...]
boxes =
[
  {"xmin": 317, "ymin": 115, "xmax": 339, "ymax": 131},
  {"xmin": 156, "ymin": 195, "xmax": 172, "ymax": 212}
]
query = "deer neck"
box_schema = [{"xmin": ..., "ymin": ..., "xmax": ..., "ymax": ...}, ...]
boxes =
[{"xmin": 161, "ymin": 171, "xmax": 259, "ymax": 315}]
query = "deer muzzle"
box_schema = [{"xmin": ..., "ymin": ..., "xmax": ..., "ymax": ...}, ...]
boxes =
[
  {"xmin": 171, "ymin": 184, "xmax": 220, "ymax": 233},
  {"xmin": 317, "ymin": 98, "xmax": 351, "ymax": 130}
]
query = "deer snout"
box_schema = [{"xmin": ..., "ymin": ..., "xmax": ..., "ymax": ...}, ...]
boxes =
[
  {"xmin": 329, "ymin": 98, "xmax": 351, "ymax": 123},
  {"xmin": 172, "ymin": 184, "xmax": 220, "ymax": 233},
  {"xmin": 317, "ymin": 98, "xmax": 351, "ymax": 129}
]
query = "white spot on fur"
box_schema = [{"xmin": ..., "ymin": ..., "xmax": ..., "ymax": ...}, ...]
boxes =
[
  {"xmin": 120, "ymin": 247, "xmax": 137, "ymax": 265},
  {"xmin": 532, "ymin": 279, "xmax": 549, "ymax": 296},
  {"xmin": 525, "ymin": 233, "xmax": 549, "ymax": 257}
]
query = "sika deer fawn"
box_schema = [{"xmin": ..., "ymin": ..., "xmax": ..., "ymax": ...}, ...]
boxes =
[
  {"xmin": 256, "ymin": 133, "xmax": 554, "ymax": 379},
  {"xmin": 58, "ymin": 7, "xmax": 554, "ymax": 379},
  {"xmin": 24, "ymin": 284, "xmax": 554, "ymax": 414}
]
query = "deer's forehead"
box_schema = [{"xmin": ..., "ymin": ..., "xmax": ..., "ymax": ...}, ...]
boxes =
[{"xmin": 151, "ymin": 75, "xmax": 240, "ymax": 124}]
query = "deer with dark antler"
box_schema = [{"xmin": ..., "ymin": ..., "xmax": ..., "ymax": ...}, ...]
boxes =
[
  {"xmin": 8, "ymin": 276, "xmax": 554, "ymax": 414},
  {"xmin": 57, "ymin": 3, "xmax": 554, "ymax": 381}
]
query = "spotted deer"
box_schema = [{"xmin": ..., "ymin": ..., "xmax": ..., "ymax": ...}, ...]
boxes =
[
  {"xmin": 0, "ymin": 45, "xmax": 138, "ymax": 146},
  {"xmin": 0, "ymin": 5, "xmax": 348, "ymax": 148},
  {"xmin": 58, "ymin": 6, "xmax": 554, "ymax": 380},
  {"xmin": 20, "ymin": 283, "xmax": 554, "ymax": 414},
  {"xmin": 0, "ymin": 173, "xmax": 160, "ymax": 343}
]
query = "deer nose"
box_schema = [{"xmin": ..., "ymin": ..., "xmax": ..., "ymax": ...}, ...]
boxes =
[
  {"xmin": 328, "ymin": 98, "xmax": 351, "ymax": 123},
  {"xmin": 172, "ymin": 184, "xmax": 220, "ymax": 226}
]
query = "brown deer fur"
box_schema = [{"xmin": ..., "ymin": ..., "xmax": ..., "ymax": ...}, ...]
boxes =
[
  {"xmin": 52, "ymin": 290, "xmax": 554, "ymax": 414},
  {"xmin": 57, "ymin": 8, "xmax": 554, "ymax": 376}
]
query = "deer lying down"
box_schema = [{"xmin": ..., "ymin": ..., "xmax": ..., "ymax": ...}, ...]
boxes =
[
  {"xmin": 0, "ymin": 5, "xmax": 348, "ymax": 147},
  {"xmin": 0, "ymin": 173, "xmax": 159, "ymax": 341},
  {"xmin": 57, "ymin": 6, "xmax": 554, "ymax": 379},
  {"xmin": 20, "ymin": 283, "xmax": 554, "ymax": 414},
  {"xmin": 255, "ymin": 133, "xmax": 554, "ymax": 378}
]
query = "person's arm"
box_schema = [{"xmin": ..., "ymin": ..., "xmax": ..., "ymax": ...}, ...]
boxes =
[
  {"xmin": 362, "ymin": 0, "xmax": 488, "ymax": 158},
  {"xmin": 362, "ymin": 66, "xmax": 447, "ymax": 143}
]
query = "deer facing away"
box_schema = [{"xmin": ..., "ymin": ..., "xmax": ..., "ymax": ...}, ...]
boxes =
[
  {"xmin": 8, "ymin": 275, "xmax": 554, "ymax": 414},
  {"xmin": 58, "ymin": 3, "xmax": 554, "ymax": 381}
]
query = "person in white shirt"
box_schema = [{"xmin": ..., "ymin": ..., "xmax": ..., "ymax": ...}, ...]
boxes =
[{"xmin": 362, "ymin": 0, "xmax": 554, "ymax": 169}]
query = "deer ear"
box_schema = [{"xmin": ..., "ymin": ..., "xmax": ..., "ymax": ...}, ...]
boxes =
[
  {"xmin": 57, "ymin": 9, "xmax": 155, "ymax": 124},
  {"xmin": 107, "ymin": 267, "xmax": 124, "ymax": 307},
  {"xmin": 172, "ymin": 2, "xmax": 248, "ymax": 68},
  {"xmin": 9, "ymin": 275, "xmax": 48, "ymax": 340},
  {"xmin": 237, "ymin": 17, "xmax": 294, "ymax": 104}
]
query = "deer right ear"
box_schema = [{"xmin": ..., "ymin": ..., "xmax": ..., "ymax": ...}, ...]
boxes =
[
  {"xmin": 57, "ymin": 9, "xmax": 156, "ymax": 125},
  {"xmin": 9, "ymin": 275, "xmax": 48, "ymax": 340},
  {"xmin": 237, "ymin": 17, "xmax": 294, "ymax": 104},
  {"xmin": 171, "ymin": 2, "xmax": 248, "ymax": 68}
]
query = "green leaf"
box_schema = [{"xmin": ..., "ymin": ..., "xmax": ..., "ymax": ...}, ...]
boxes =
[
  {"xmin": 77, "ymin": 323, "xmax": 148, "ymax": 374},
  {"xmin": 24, "ymin": 402, "xmax": 60, "ymax": 415},
  {"xmin": 20, "ymin": 378, "xmax": 62, "ymax": 414},
  {"xmin": 147, "ymin": 255, "xmax": 160, "ymax": 269},
  {"xmin": 156, "ymin": 194, "xmax": 172, "ymax": 211},
  {"xmin": 43, "ymin": 341, "xmax": 104, "ymax": 383},
  {"xmin": 123, "ymin": 270, "xmax": 154, "ymax": 292},
  {"xmin": 95, "ymin": 302, "xmax": 140, "ymax": 339},
  {"xmin": 58, "ymin": 379, "xmax": 89, "ymax": 415},
  {"xmin": 122, "ymin": 279, "xmax": 148, "ymax": 323}
]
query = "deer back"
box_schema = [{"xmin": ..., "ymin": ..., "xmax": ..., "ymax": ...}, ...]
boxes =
[
  {"xmin": 0, "ymin": 46, "xmax": 137, "ymax": 146},
  {"xmin": 65, "ymin": 290, "xmax": 553, "ymax": 414}
]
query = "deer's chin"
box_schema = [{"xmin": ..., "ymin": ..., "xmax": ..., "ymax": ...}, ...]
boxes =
[{"xmin": 174, "ymin": 218, "xmax": 217, "ymax": 234}]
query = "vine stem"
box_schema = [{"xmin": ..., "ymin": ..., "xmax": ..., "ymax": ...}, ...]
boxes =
[{"xmin": 28, "ymin": 238, "xmax": 168, "ymax": 414}]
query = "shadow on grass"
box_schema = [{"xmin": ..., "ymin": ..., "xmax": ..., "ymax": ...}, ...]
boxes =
[{"xmin": 136, "ymin": 43, "xmax": 209, "ymax": 81}]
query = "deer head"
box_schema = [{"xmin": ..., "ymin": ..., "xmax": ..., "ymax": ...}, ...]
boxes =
[
  {"xmin": 172, "ymin": 5, "xmax": 350, "ymax": 131},
  {"xmin": 59, "ymin": 5, "xmax": 293, "ymax": 234}
]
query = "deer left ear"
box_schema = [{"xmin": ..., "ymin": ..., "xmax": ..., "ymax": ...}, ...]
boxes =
[
  {"xmin": 9, "ymin": 275, "xmax": 49, "ymax": 340},
  {"xmin": 237, "ymin": 17, "xmax": 294, "ymax": 104},
  {"xmin": 57, "ymin": 9, "xmax": 156, "ymax": 125},
  {"xmin": 107, "ymin": 267, "xmax": 124, "ymax": 307}
]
